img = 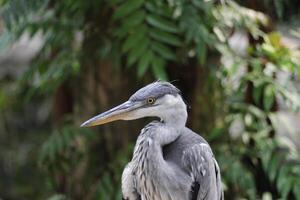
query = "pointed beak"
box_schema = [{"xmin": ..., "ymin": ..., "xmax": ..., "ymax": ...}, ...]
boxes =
[{"xmin": 81, "ymin": 101, "xmax": 141, "ymax": 127}]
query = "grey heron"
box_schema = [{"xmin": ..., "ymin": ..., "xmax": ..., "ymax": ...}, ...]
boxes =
[{"xmin": 81, "ymin": 81, "xmax": 223, "ymax": 200}]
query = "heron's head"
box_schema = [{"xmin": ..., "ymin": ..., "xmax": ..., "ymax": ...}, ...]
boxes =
[{"xmin": 81, "ymin": 81, "xmax": 187, "ymax": 127}]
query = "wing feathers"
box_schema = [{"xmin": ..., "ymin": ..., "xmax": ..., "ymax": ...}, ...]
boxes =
[
  {"xmin": 121, "ymin": 162, "xmax": 141, "ymax": 200},
  {"xmin": 182, "ymin": 143, "xmax": 223, "ymax": 200}
]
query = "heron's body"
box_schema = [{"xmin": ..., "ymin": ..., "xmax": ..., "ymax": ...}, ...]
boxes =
[
  {"xmin": 122, "ymin": 122, "xmax": 222, "ymax": 200},
  {"xmin": 81, "ymin": 82, "xmax": 223, "ymax": 200}
]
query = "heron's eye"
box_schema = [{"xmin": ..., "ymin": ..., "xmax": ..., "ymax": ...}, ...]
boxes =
[{"xmin": 146, "ymin": 97, "xmax": 155, "ymax": 105}]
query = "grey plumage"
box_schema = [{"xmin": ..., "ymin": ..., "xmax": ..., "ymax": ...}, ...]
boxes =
[
  {"xmin": 129, "ymin": 82, "xmax": 180, "ymax": 101},
  {"xmin": 122, "ymin": 124, "xmax": 223, "ymax": 200},
  {"xmin": 81, "ymin": 81, "xmax": 223, "ymax": 200}
]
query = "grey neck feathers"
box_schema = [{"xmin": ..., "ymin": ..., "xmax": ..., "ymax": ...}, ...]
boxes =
[
  {"xmin": 138, "ymin": 122, "xmax": 180, "ymax": 146},
  {"xmin": 160, "ymin": 95, "xmax": 187, "ymax": 129},
  {"xmin": 162, "ymin": 110, "xmax": 187, "ymax": 129},
  {"xmin": 132, "ymin": 122, "xmax": 177, "ymax": 198}
]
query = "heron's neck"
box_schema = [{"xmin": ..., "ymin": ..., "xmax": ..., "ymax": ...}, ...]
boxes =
[
  {"xmin": 132, "ymin": 122, "xmax": 179, "ymax": 169},
  {"xmin": 162, "ymin": 110, "xmax": 187, "ymax": 128},
  {"xmin": 160, "ymin": 96, "xmax": 187, "ymax": 129}
]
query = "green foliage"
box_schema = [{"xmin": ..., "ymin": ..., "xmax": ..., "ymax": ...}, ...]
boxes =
[
  {"xmin": 93, "ymin": 145, "xmax": 133, "ymax": 200},
  {"xmin": 258, "ymin": 138, "xmax": 300, "ymax": 199},
  {"xmin": 216, "ymin": 143, "xmax": 257, "ymax": 199},
  {"xmin": 1, "ymin": 0, "xmax": 83, "ymax": 96},
  {"xmin": 38, "ymin": 125, "xmax": 95, "ymax": 172},
  {"xmin": 217, "ymin": 2, "xmax": 300, "ymax": 198},
  {"xmin": 112, "ymin": 0, "xmax": 178, "ymax": 79},
  {"xmin": 112, "ymin": 0, "xmax": 216, "ymax": 79},
  {"xmin": 38, "ymin": 124, "xmax": 133, "ymax": 200},
  {"xmin": 214, "ymin": 1, "xmax": 268, "ymax": 40}
]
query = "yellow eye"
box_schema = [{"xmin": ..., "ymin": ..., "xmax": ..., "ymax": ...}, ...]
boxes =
[{"xmin": 147, "ymin": 97, "xmax": 155, "ymax": 104}]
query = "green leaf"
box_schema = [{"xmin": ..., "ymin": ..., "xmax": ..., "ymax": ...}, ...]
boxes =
[
  {"xmin": 113, "ymin": 0, "xmax": 144, "ymax": 20},
  {"xmin": 151, "ymin": 41, "xmax": 176, "ymax": 60},
  {"xmin": 127, "ymin": 37, "xmax": 149, "ymax": 66},
  {"xmin": 109, "ymin": 0, "xmax": 125, "ymax": 5},
  {"xmin": 266, "ymin": 32, "xmax": 281, "ymax": 49},
  {"xmin": 55, "ymin": 132, "xmax": 64, "ymax": 152},
  {"xmin": 261, "ymin": 146, "xmax": 272, "ymax": 171},
  {"xmin": 277, "ymin": 166, "xmax": 290, "ymax": 191},
  {"xmin": 149, "ymin": 29, "xmax": 182, "ymax": 47},
  {"xmin": 294, "ymin": 182, "xmax": 300, "ymax": 199},
  {"xmin": 137, "ymin": 50, "xmax": 153, "ymax": 77},
  {"xmin": 62, "ymin": 128, "xmax": 73, "ymax": 147},
  {"xmin": 144, "ymin": 2, "xmax": 173, "ymax": 18},
  {"xmin": 269, "ymin": 153, "xmax": 280, "ymax": 182},
  {"xmin": 253, "ymin": 84, "xmax": 263, "ymax": 105},
  {"xmin": 280, "ymin": 178, "xmax": 292, "ymax": 199},
  {"xmin": 121, "ymin": 26, "xmax": 146, "ymax": 53},
  {"xmin": 114, "ymin": 25, "xmax": 129, "ymax": 38},
  {"xmin": 196, "ymin": 40, "xmax": 207, "ymax": 65},
  {"xmin": 121, "ymin": 10, "xmax": 145, "ymax": 31},
  {"xmin": 263, "ymin": 84, "xmax": 275, "ymax": 111},
  {"xmin": 151, "ymin": 57, "xmax": 168, "ymax": 80},
  {"xmin": 274, "ymin": 1, "xmax": 284, "ymax": 20},
  {"xmin": 146, "ymin": 14, "xmax": 179, "ymax": 33},
  {"xmin": 191, "ymin": 0, "xmax": 212, "ymax": 12}
]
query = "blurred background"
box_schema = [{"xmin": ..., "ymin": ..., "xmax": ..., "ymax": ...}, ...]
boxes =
[{"xmin": 0, "ymin": 0, "xmax": 300, "ymax": 199}]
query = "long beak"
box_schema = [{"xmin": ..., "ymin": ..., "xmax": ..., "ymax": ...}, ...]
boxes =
[{"xmin": 81, "ymin": 101, "xmax": 141, "ymax": 127}]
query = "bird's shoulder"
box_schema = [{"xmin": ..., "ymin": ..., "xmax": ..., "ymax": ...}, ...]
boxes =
[
  {"xmin": 181, "ymin": 142, "xmax": 214, "ymax": 174},
  {"xmin": 162, "ymin": 128, "xmax": 210, "ymax": 167},
  {"xmin": 178, "ymin": 129, "xmax": 213, "ymax": 169},
  {"xmin": 180, "ymin": 127, "xmax": 210, "ymax": 147},
  {"xmin": 166, "ymin": 127, "xmax": 210, "ymax": 153}
]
